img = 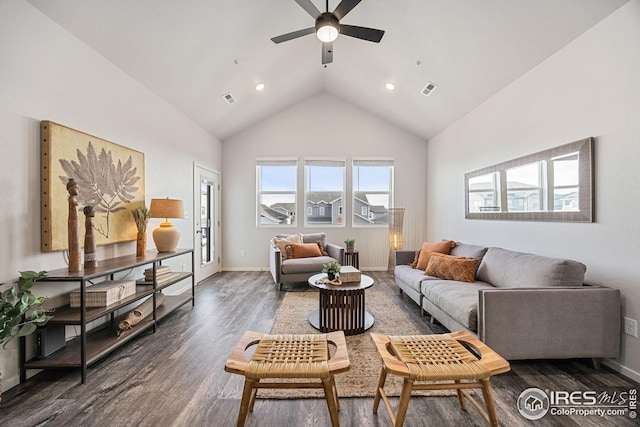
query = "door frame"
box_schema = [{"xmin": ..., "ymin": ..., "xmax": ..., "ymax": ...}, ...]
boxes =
[{"xmin": 193, "ymin": 162, "xmax": 221, "ymax": 283}]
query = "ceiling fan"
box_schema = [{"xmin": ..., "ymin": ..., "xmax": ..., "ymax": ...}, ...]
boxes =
[{"xmin": 271, "ymin": 0, "xmax": 385, "ymax": 65}]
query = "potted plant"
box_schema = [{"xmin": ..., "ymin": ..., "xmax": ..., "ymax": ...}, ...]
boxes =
[
  {"xmin": 322, "ymin": 261, "xmax": 341, "ymax": 281},
  {"xmin": 344, "ymin": 237, "xmax": 355, "ymax": 253},
  {"xmin": 131, "ymin": 206, "xmax": 150, "ymax": 256},
  {"xmin": 0, "ymin": 270, "xmax": 51, "ymax": 401}
]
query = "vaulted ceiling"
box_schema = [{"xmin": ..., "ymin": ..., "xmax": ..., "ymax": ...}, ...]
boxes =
[{"xmin": 28, "ymin": 0, "xmax": 628, "ymax": 141}]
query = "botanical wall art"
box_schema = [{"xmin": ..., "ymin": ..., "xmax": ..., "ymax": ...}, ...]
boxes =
[{"xmin": 40, "ymin": 121, "xmax": 145, "ymax": 252}]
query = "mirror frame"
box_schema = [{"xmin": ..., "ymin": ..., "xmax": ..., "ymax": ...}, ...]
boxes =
[{"xmin": 465, "ymin": 137, "xmax": 594, "ymax": 222}]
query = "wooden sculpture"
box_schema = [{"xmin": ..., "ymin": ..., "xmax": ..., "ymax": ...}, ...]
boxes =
[
  {"xmin": 67, "ymin": 178, "xmax": 82, "ymax": 272},
  {"xmin": 83, "ymin": 205, "xmax": 97, "ymax": 268}
]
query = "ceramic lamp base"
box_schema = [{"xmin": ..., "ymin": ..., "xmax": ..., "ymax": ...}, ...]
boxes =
[{"xmin": 152, "ymin": 222, "xmax": 180, "ymax": 252}]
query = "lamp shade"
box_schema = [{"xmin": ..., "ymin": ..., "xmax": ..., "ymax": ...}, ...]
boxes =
[
  {"xmin": 149, "ymin": 198, "xmax": 184, "ymax": 220},
  {"xmin": 149, "ymin": 198, "xmax": 184, "ymax": 252}
]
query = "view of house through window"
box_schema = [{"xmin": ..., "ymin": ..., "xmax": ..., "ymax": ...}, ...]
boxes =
[
  {"xmin": 352, "ymin": 159, "xmax": 394, "ymax": 226},
  {"xmin": 257, "ymin": 157, "xmax": 395, "ymax": 227},
  {"xmin": 257, "ymin": 158, "xmax": 297, "ymax": 226},
  {"xmin": 304, "ymin": 159, "xmax": 346, "ymax": 226}
]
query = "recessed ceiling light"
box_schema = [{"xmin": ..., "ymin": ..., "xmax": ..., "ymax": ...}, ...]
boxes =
[
  {"xmin": 385, "ymin": 82, "xmax": 396, "ymax": 91},
  {"xmin": 255, "ymin": 82, "xmax": 265, "ymax": 91}
]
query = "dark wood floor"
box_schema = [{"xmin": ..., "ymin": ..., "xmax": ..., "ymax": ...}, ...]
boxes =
[{"xmin": 0, "ymin": 271, "xmax": 637, "ymax": 427}]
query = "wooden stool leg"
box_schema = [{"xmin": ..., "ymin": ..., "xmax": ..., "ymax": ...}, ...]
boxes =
[
  {"xmin": 480, "ymin": 379, "xmax": 499, "ymax": 427},
  {"xmin": 394, "ymin": 378, "xmax": 414, "ymax": 427},
  {"xmin": 455, "ymin": 379, "xmax": 467, "ymax": 410},
  {"xmin": 248, "ymin": 379, "xmax": 259, "ymax": 412},
  {"xmin": 322, "ymin": 377, "xmax": 341, "ymax": 427},
  {"xmin": 329, "ymin": 375, "xmax": 340, "ymax": 411},
  {"xmin": 372, "ymin": 368, "xmax": 388, "ymax": 413},
  {"xmin": 237, "ymin": 378, "xmax": 255, "ymax": 427}
]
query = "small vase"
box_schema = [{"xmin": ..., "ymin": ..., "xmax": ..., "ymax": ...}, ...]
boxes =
[
  {"xmin": 327, "ymin": 272, "xmax": 336, "ymax": 281},
  {"xmin": 136, "ymin": 232, "xmax": 147, "ymax": 257},
  {"xmin": 346, "ymin": 243, "xmax": 355, "ymax": 253}
]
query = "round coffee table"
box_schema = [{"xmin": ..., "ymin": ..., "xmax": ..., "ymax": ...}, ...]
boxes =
[{"xmin": 308, "ymin": 273, "xmax": 374, "ymax": 336}]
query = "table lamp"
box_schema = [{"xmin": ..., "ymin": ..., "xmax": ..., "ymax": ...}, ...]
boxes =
[{"xmin": 149, "ymin": 198, "xmax": 184, "ymax": 252}]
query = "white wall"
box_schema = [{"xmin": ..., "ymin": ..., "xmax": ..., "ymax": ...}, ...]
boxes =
[
  {"xmin": 222, "ymin": 92, "xmax": 428, "ymax": 271},
  {"xmin": 0, "ymin": 1, "xmax": 221, "ymax": 393},
  {"xmin": 426, "ymin": 0, "xmax": 640, "ymax": 379}
]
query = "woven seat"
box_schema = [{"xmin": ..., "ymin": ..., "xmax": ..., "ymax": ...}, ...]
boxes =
[
  {"xmin": 371, "ymin": 331, "xmax": 510, "ymax": 427},
  {"xmin": 225, "ymin": 331, "xmax": 350, "ymax": 427}
]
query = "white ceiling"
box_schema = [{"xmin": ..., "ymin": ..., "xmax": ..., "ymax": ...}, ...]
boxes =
[{"xmin": 28, "ymin": 0, "xmax": 628, "ymax": 141}]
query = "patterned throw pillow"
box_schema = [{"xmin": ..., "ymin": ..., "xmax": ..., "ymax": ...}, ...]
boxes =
[
  {"xmin": 316, "ymin": 240, "xmax": 328, "ymax": 256},
  {"xmin": 415, "ymin": 240, "xmax": 456, "ymax": 270},
  {"xmin": 425, "ymin": 253, "xmax": 479, "ymax": 283},
  {"xmin": 408, "ymin": 249, "xmax": 421, "ymax": 268}
]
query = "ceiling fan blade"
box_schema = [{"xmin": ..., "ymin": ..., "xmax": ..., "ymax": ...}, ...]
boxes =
[
  {"xmin": 322, "ymin": 42, "xmax": 333, "ymax": 64},
  {"xmin": 340, "ymin": 24, "xmax": 385, "ymax": 43},
  {"xmin": 333, "ymin": 0, "xmax": 362, "ymax": 20},
  {"xmin": 295, "ymin": 0, "xmax": 321, "ymax": 18},
  {"xmin": 271, "ymin": 27, "xmax": 315, "ymax": 44}
]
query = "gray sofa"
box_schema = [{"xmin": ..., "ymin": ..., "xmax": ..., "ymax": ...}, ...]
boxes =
[
  {"xmin": 395, "ymin": 243, "xmax": 621, "ymax": 361},
  {"xmin": 270, "ymin": 232, "xmax": 344, "ymax": 290}
]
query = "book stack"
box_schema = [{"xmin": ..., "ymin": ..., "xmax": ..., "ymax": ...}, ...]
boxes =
[{"xmin": 144, "ymin": 265, "xmax": 172, "ymax": 282}]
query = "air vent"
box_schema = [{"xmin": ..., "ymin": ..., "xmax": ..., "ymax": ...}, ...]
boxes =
[
  {"xmin": 222, "ymin": 92, "xmax": 236, "ymax": 105},
  {"xmin": 421, "ymin": 82, "xmax": 437, "ymax": 96}
]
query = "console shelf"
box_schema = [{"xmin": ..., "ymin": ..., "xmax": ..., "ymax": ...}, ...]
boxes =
[{"xmin": 21, "ymin": 249, "xmax": 194, "ymax": 384}]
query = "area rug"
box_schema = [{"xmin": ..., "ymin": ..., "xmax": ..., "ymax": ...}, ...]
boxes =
[{"xmin": 259, "ymin": 289, "xmax": 456, "ymax": 399}]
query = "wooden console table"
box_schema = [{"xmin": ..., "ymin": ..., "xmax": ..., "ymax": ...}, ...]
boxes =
[
  {"xmin": 307, "ymin": 273, "xmax": 374, "ymax": 336},
  {"xmin": 344, "ymin": 250, "xmax": 359, "ymax": 269}
]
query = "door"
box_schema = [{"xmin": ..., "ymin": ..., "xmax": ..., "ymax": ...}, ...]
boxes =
[{"xmin": 194, "ymin": 164, "xmax": 220, "ymax": 283}]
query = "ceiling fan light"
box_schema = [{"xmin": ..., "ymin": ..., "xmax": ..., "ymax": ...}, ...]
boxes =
[
  {"xmin": 316, "ymin": 24, "xmax": 339, "ymax": 42},
  {"xmin": 385, "ymin": 82, "xmax": 396, "ymax": 91},
  {"xmin": 316, "ymin": 13, "xmax": 340, "ymax": 43},
  {"xmin": 255, "ymin": 82, "xmax": 265, "ymax": 91}
]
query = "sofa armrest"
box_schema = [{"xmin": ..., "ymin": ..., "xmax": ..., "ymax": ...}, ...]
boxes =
[
  {"xmin": 325, "ymin": 243, "xmax": 344, "ymax": 264},
  {"xmin": 269, "ymin": 244, "xmax": 282, "ymax": 284},
  {"xmin": 478, "ymin": 285, "xmax": 621, "ymax": 360},
  {"xmin": 395, "ymin": 250, "xmax": 415, "ymax": 266}
]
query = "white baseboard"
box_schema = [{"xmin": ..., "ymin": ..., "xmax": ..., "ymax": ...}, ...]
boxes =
[
  {"xmin": 601, "ymin": 359, "xmax": 640, "ymax": 383},
  {"xmin": 222, "ymin": 267, "xmax": 267, "ymax": 272}
]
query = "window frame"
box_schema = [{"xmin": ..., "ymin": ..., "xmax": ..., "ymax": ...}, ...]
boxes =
[
  {"xmin": 352, "ymin": 158, "xmax": 395, "ymax": 228},
  {"xmin": 303, "ymin": 158, "xmax": 346, "ymax": 228},
  {"xmin": 256, "ymin": 157, "xmax": 298, "ymax": 227}
]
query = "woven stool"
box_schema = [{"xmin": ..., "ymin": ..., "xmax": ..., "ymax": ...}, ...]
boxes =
[
  {"xmin": 225, "ymin": 330, "xmax": 350, "ymax": 427},
  {"xmin": 371, "ymin": 330, "xmax": 510, "ymax": 427}
]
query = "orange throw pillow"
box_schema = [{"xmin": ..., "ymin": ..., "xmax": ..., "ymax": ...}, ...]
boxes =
[
  {"xmin": 425, "ymin": 253, "xmax": 478, "ymax": 283},
  {"xmin": 415, "ymin": 240, "xmax": 456, "ymax": 270},
  {"xmin": 286, "ymin": 243, "xmax": 323, "ymax": 259}
]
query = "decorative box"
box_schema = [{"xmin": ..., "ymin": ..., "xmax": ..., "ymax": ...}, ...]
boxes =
[
  {"xmin": 339, "ymin": 266, "xmax": 361, "ymax": 283},
  {"xmin": 70, "ymin": 280, "xmax": 136, "ymax": 308}
]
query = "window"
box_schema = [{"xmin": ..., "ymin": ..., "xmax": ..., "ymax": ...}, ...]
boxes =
[
  {"xmin": 304, "ymin": 159, "xmax": 346, "ymax": 226},
  {"xmin": 257, "ymin": 158, "xmax": 297, "ymax": 226},
  {"xmin": 352, "ymin": 159, "xmax": 394, "ymax": 226}
]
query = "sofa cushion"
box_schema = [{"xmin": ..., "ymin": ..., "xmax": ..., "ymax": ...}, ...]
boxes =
[
  {"xmin": 422, "ymin": 280, "xmax": 494, "ymax": 330},
  {"xmin": 416, "ymin": 240, "xmax": 456, "ymax": 270},
  {"xmin": 281, "ymin": 256, "xmax": 336, "ymax": 274},
  {"xmin": 394, "ymin": 265, "xmax": 429, "ymax": 294},
  {"xmin": 450, "ymin": 243, "xmax": 488, "ymax": 261},
  {"xmin": 477, "ymin": 247, "xmax": 586, "ymax": 288},
  {"xmin": 272, "ymin": 233, "xmax": 303, "ymax": 260},
  {"xmin": 425, "ymin": 253, "xmax": 479, "ymax": 283},
  {"xmin": 285, "ymin": 242, "xmax": 323, "ymax": 259}
]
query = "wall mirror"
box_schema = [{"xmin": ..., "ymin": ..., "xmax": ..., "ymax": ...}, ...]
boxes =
[{"xmin": 465, "ymin": 137, "xmax": 593, "ymax": 222}]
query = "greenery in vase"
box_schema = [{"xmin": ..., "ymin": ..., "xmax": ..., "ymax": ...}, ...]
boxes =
[
  {"xmin": 322, "ymin": 261, "xmax": 341, "ymax": 276},
  {"xmin": 131, "ymin": 206, "xmax": 150, "ymax": 233},
  {"xmin": 0, "ymin": 271, "xmax": 51, "ymax": 349},
  {"xmin": 343, "ymin": 237, "xmax": 355, "ymax": 245}
]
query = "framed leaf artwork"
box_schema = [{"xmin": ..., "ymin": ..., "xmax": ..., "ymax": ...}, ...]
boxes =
[{"xmin": 40, "ymin": 121, "xmax": 145, "ymax": 252}]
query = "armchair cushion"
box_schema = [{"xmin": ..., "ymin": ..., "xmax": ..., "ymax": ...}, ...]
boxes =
[{"xmin": 271, "ymin": 233, "xmax": 303, "ymax": 260}]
